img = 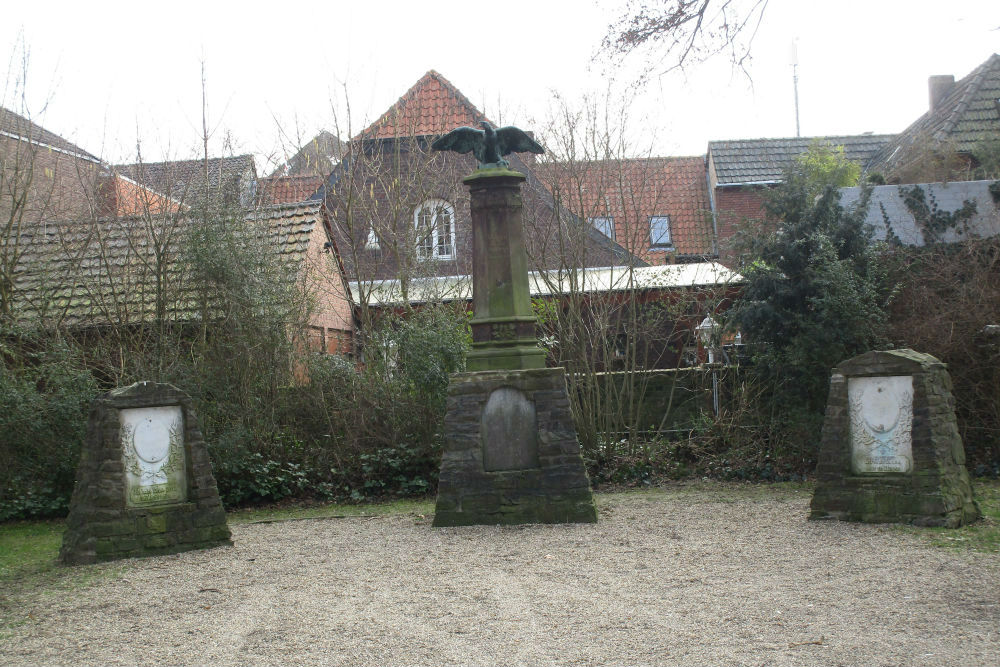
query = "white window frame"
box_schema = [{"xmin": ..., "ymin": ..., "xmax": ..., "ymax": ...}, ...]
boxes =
[
  {"xmin": 589, "ymin": 216, "xmax": 615, "ymax": 240},
  {"xmin": 414, "ymin": 199, "xmax": 456, "ymax": 260},
  {"xmin": 649, "ymin": 215, "xmax": 672, "ymax": 248}
]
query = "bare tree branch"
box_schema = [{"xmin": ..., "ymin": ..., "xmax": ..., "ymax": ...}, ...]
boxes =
[{"xmin": 599, "ymin": 0, "xmax": 769, "ymax": 80}]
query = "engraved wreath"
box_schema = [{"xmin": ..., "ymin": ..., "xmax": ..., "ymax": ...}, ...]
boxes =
[
  {"xmin": 122, "ymin": 420, "xmax": 184, "ymax": 484},
  {"xmin": 850, "ymin": 381, "xmax": 913, "ymax": 469}
]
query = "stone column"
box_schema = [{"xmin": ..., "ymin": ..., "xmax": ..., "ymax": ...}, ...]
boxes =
[
  {"xmin": 463, "ymin": 168, "xmax": 546, "ymax": 371},
  {"xmin": 432, "ymin": 167, "xmax": 596, "ymax": 527}
]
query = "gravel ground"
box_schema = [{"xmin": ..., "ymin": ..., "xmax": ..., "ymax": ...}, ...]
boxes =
[{"xmin": 2, "ymin": 487, "xmax": 998, "ymax": 666}]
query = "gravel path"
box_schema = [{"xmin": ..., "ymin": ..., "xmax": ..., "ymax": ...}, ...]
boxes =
[{"xmin": 2, "ymin": 487, "xmax": 998, "ymax": 666}]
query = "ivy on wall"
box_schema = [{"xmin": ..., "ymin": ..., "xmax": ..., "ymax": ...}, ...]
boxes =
[{"xmin": 899, "ymin": 185, "xmax": 978, "ymax": 243}]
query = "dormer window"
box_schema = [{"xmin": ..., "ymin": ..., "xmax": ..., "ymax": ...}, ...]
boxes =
[
  {"xmin": 649, "ymin": 215, "xmax": 672, "ymax": 248},
  {"xmin": 415, "ymin": 199, "xmax": 455, "ymax": 260},
  {"xmin": 589, "ymin": 216, "xmax": 615, "ymax": 240}
]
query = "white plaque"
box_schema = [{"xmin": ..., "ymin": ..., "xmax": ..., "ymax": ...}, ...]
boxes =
[
  {"xmin": 121, "ymin": 406, "xmax": 187, "ymax": 506},
  {"xmin": 849, "ymin": 376, "xmax": 913, "ymax": 474}
]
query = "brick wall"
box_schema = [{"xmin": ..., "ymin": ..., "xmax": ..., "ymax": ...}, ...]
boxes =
[
  {"xmin": 0, "ymin": 133, "xmax": 104, "ymax": 223},
  {"xmin": 303, "ymin": 219, "xmax": 355, "ymax": 354},
  {"xmin": 713, "ymin": 185, "xmax": 772, "ymax": 261}
]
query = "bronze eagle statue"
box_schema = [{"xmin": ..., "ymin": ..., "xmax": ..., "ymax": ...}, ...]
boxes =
[{"xmin": 431, "ymin": 121, "xmax": 544, "ymax": 169}]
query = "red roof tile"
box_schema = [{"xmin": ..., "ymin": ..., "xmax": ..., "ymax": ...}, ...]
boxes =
[
  {"xmin": 537, "ymin": 156, "xmax": 713, "ymax": 260},
  {"xmin": 356, "ymin": 70, "xmax": 491, "ymax": 140},
  {"xmin": 259, "ymin": 175, "xmax": 323, "ymax": 204}
]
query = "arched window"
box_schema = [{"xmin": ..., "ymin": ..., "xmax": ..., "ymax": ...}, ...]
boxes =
[{"xmin": 414, "ymin": 199, "xmax": 455, "ymax": 260}]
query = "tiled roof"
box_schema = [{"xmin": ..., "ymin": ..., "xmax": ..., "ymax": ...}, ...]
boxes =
[
  {"xmin": 269, "ymin": 131, "xmax": 342, "ymax": 178},
  {"xmin": 0, "ymin": 106, "xmax": 101, "ymax": 162},
  {"xmin": 868, "ymin": 53, "xmax": 1000, "ymax": 177},
  {"xmin": 350, "ymin": 262, "xmax": 743, "ymax": 307},
  {"xmin": 259, "ymin": 175, "xmax": 324, "ymax": 204},
  {"xmin": 536, "ymin": 156, "xmax": 714, "ymax": 258},
  {"xmin": 12, "ymin": 201, "xmax": 325, "ymax": 327},
  {"xmin": 708, "ymin": 135, "xmax": 894, "ymax": 186},
  {"xmin": 114, "ymin": 155, "xmax": 257, "ymax": 208},
  {"xmin": 356, "ymin": 70, "xmax": 490, "ymax": 140}
]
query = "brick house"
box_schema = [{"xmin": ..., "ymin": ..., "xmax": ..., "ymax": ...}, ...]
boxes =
[
  {"xmin": 316, "ymin": 71, "xmax": 637, "ymax": 300},
  {"xmin": 306, "ymin": 71, "xmax": 742, "ymax": 368},
  {"xmin": 706, "ymin": 134, "xmax": 893, "ymax": 258},
  {"xmin": 706, "ymin": 53, "xmax": 1000, "ymax": 258},
  {"xmin": 536, "ymin": 156, "xmax": 716, "ymax": 265},
  {"xmin": 0, "ymin": 106, "xmax": 107, "ymax": 224}
]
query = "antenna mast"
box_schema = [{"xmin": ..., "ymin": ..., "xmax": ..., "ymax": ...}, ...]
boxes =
[{"xmin": 790, "ymin": 40, "xmax": 801, "ymax": 137}]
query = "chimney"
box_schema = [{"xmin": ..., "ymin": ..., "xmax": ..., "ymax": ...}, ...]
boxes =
[{"xmin": 928, "ymin": 75, "xmax": 955, "ymax": 113}]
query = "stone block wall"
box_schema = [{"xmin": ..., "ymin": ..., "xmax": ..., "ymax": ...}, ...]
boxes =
[
  {"xmin": 810, "ymin": 349, "xmax": 980, "ymax": 527},
  {"xmin": 433, "ymin": 368, "xmax": 597, "ymax": 526},
  {"xmin": 60, "ymin": 382, "xmax": 231, "ymax": 565}
]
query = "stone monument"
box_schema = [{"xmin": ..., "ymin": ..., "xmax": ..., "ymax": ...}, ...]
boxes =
[
  {"xmin": 60, "ymin": 382, "xmax": 231, "ymax": 564},
  {"xmin": 810, "ymin": 349, "xmax": 980, "ymax": 527},
  {"xmin": 431, "ymin": 123, "xmax": 597, "ymax": 526}
]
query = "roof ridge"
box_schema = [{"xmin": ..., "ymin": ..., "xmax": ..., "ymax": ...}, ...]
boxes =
[
  {"xmin": 0, "ymin": 105, "xmax": 102, "ymax": 163},
  {"xmin": 426, "ymin": 70, "xmax": 489, "ymax": 126},
  {"xmin": 356, "ymin": 70, "xmax": 490, "ymax": 140},
  {"xmin": 115, "ymin": 154, "xmax": 254, "ymax": 170},
  {"xmin": 710, "ymin": 134, "xmax": 895, "ymax": 145}
]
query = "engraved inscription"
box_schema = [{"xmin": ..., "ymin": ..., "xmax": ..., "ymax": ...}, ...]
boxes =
[
  {"xmin": 849, "ymin": 376, "xmax": 913, "ymax": 474},
  {"xmin": 482, "ymin": 387, "xmax": 539, "ymax": 471},
  {"xmin": 122, "ymin": 406, "xmax": 187, "ymax": 506}
]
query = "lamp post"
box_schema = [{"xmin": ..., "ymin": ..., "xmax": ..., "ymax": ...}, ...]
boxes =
[{"xmin": 695, "ymin": 316, "xmax": 720, "ymax": 416}]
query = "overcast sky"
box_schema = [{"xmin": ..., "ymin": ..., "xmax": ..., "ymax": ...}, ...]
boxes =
[{"xmin": 3, "ymin": 0, "xmax": 998, "ymax": 173}]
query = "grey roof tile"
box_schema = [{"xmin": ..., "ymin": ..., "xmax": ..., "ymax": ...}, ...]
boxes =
[
  {"xmin": 869, "ymin": 53, "xmax": 1000, "ymax": 176},
  {"xmin": 709, "ymin": 135, "xmax": 894, "ymax": 186},
  {"xmin": 114, "ymin": 155, "xmax": 257, "ymax": 208}
]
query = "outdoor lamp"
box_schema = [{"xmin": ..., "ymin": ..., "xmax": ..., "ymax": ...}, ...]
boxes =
[{"xmin": 696, "ymin": 316, "xmax": 719, "ymax": 364}]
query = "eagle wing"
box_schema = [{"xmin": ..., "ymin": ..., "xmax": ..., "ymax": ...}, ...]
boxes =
[
  {"xmin": 495, "ymin": 126, "xmax": 544, "ymax": 157},
  {"xmin": 431, "ymin": 126, "xmax": 485, "ymax": 159}
]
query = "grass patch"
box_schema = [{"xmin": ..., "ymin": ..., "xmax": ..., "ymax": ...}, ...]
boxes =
[
  {"xmin": 0, "ymin": 520, "xmax": 65, "ymax": 584},
  {"xmin": 908, "ymin": 479, "xmax": 1000, "ymax": 554}
]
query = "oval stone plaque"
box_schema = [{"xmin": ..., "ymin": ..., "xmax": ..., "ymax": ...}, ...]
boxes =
[
  {"xmin": 134, "ymin": 418, "xmax": 171, "ymax": 464},
  {"xmin": 849, "ymin": 376, "xmax": 913, "ymax": 474},
  {"xmin": 482, "ymin": 387, "xmax": 539, "ymax": 472}
]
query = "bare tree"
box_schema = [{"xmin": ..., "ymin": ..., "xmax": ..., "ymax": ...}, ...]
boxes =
[
  {"xmin": 529, "ymin": 90, "xmax": 732, "ymax": 452},
  {"xmin": 599, "ymin": 0, "xmax": 769, "ymax": 79},
  {"xmin": 1, "ymin": 46, "xmax": 106, "ymax": 322}
]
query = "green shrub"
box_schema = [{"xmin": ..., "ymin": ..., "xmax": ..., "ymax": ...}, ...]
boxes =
[
  {"xmin": 727, "ymin": 147, "xmax": 890, "ymax": 466},
  {"xmin": 0, "ymin": 327, "xmax": 98, "ymax": 520}
]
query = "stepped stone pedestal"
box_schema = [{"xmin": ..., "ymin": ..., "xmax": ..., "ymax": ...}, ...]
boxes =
[
  {"xmin": 810, "ymin": 349, "xmax": 980, "ymax": 527},
  {"xmin": 432, "ymin": 166, "xmax": 596, "ymax": 526},
  {"xmin": 433, "ymin": 368, "xmax": 597, "ymax": 526},
  {"xmin": 60, "ymin": 382, "xmax": 231, "ymax": 565}
]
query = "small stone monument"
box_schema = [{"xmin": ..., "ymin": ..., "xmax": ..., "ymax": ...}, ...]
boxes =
[
  {"xmin": 810, "ymin": 349, "xmax": 980, "ymax": 527},
  {"xmin": 60, "ymin": 382, "xmax": 231, "ymax": 564},
  {"xmin": 431, "ymin": 123, "xmax": 597, "ymax": 526}
]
